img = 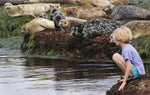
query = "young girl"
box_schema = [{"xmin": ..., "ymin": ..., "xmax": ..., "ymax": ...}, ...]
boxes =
[{"xmin": 110, "ymin": 26, "xmax": 145, "ymax": 91}]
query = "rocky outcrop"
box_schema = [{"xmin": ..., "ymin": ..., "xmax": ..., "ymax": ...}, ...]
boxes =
[
  {"xmin": 107, "ymin": 75, "xmax": 150, "ymax": 95},
  {"xmin": 21, "ymin": 29, "xmax": 119, "ymax": 59},
  {"xmin": 0, "ymin": 0, "xmax": 24, "ymax": 5}
]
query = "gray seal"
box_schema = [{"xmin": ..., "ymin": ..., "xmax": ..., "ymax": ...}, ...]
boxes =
[{"xmin": 104, "ymin": 5, "xmax": 150, "ymax": 20}]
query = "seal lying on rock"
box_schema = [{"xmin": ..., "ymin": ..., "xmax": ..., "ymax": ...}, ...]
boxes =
[
  {"xmin": 38, "ymin": 13, "xmax": 53, "ymax": 20},
  {"xmin": 123, "ymin": 20, "xmax": 150, "ymax": 39},
  {"xmin": 39, "ymin": 11, "xmax": 87, "ymax": 32},
  {"xmin": 24, "ymin": 0, "xmax": 75, "ymax": 4},
  {"xmin": 38, "ymin": 11, "xmax": 65, "ymax": 31},
  {"xmin": 110, "ymin": 0, "xmax": 129, "ymax": 6},
  {"xmin": 75, "ymin": 0, "xmax": 111, "ymax": 7},
  {"xmin": 50, "ymin": 4, "xmax": 61, "ymax": 14},
  {"xmin": 71, "ymin": 18, "xmax": 124, "ymax": 39},
  {"xmin": 4, "ymin": 3, "xmax": 59, "ymax": 18},
  {"xmin": 51, "ymin": 6, "xmax": 108, "ymax": 20},
  {"xmin": 59, "ymin": 18, "xmax": 87, "ymax": 33},
  {"xmin": 75, "ymin": 0, "xmax": 129, "ymax": 7},
  {"xmin": 39, "ymin": 11, "xmax": 66, "ymax": 31},
  {"xmin": 104, "ymin": 5, "xmax": 150, "ymax": 20},
  {"xmin": 52, "ymin": 11, "xmax": 66, "ymax": 31},
  {"xmin": 21, "ymin": 18, "xmax": 55, "ymax": 34},
  {"xmin": 0, "ymin": 0, "xmax": 24, "ymax": 5},
  {"xmin": 110, "ymin": 20, "xmax": 150, "ymax": 42},
  {"xmin": 39, "ymin": 11, "xmax": 71, "ymax": 31},
  {"xmin": 124, "ymin": 20, "xmax": 150, "ymax": 39}
]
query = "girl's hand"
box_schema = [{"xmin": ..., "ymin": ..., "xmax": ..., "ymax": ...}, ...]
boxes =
[{"xmin": 118, "ymin": 82, "xmax": 126, "ymax": 91}]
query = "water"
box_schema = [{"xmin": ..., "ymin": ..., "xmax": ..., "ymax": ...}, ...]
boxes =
[
  {"xmin": 1, "ymin": 1, "xmax": 150, "ymax": 94},
  {"xmin": 0, "ymin": 48, "xmax": 122, "ymax": 95},
  {"xmin": 0, "ymin": 48, "xmax": 150, "ymax": 95}
]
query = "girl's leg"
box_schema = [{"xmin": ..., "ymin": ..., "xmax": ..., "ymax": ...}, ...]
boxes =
[
  {"xmin": 112, "ymin": 53, "xmax": 126, "ymax": 73},
  {"xmin": 112, "ymin": 53, "xmax": 133, "ymax": 76}
]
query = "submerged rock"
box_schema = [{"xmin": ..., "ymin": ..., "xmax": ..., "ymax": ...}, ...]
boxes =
[
  {"xmin": 21, "ymin": 29, "xmax": 119, "ymax": 59},
  {"xmin": 107, "ymin": 75, "xmax": 150, "ymax": 95}
]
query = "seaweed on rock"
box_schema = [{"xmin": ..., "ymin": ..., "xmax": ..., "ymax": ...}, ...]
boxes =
[{"xmin": 21, "ymin": 29, "xmax": 119, "ymax": 59}]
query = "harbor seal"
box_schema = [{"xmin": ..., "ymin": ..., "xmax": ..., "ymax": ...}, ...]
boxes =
[
  {"xmin": 4, "ymin": 3, "xmax": 59, "ymax": 18},
  {"xmin": 21, "ymin": 18, "xmax": 55, "ymax": 34},
  {"xmin": 124, "ymin": 20, "xmax": 150, "ymax": 39},
  {"xmin": 52, "ymin": 11, "xmax": 66, "ymax": 31},
  {"xmin": 104, "ymin": 5, "xmax": 150, "ymax": 20},
  {"xmin": 59, "ymin": 18, "xmax": 87, "ymax": 33},
  {"xmin": 74, "ymin": 0, "xmax": 129, "ymax": 7},
  {"xmin": 71, "ymin": 18, "xmax": 124, "ymax": 39},
  {"xmin": 110, "ymin": 0, "xmax": 129, "ymax": 6},
  {"xmin": 38, "ymin": 13, "xmax": 53, "ymax": 20},
  {"xmin": 24, "ymin": 0, "xmax": 75, "ymax": 4},
  {"xmin": 51, "ymin": 6, "xmax": 108, "ymax": 20},
  {"xmin": 39, "ymin": 11, "xmax": 87, "ymax": 32},
  {"xmin": 110, "ymin": 20, "xmax": 150, "ymax": 42},
  {"xmin": 75, "ymin": 0, "xmax": 110, "ymax": 7}
]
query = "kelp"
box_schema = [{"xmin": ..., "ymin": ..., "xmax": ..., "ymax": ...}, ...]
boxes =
[
  {"xmin": 0, "ymin": 6, "xmax": 31, "ymax": 38},
  {"xmin": 132, "ymin": 36, "xmax": 150, "ymax": 59}
]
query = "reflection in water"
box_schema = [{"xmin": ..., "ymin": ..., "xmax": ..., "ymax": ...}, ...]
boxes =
[
  {"xmin": 25, "ymin": 57, "xmax": 121, "ymax": 80},
  {"xmin": 0, "ymin": 49, "xmax": 150, "ymax": 95}
]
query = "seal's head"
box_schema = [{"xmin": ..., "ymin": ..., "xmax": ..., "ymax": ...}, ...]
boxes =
[
  {"xmin": 53, "ymin": 11, "xmax": 65, "ymax": 22},
  {"xmin": 71, "ymin": 23, "xmax": 84, "ymax": 40},
  {"xmin": 53, "ymin": 11, "xmax": 65, "ymax": 31},
  {"xmin": 103, "ymin": 4, "xmax": 115, "ymax": 16},
  {"xmin": 21, "ymin": 24, "xmax": 29, "ymax": 34},
  {"xmin": 38, "ymin": 13, "xmax": 48, "ymax": 19},
  {"xmin": 59, "ymin": 19, "xmax": 69, "ymax": 28},
  {"xmin": 50, "ymin": 4, "xmax": 61, "ymax": 14},
  {"xmin": 4, "ymin": 3, "xmax": 13, "ymax": 10}
]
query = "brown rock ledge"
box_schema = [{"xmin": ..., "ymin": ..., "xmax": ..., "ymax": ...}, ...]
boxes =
[
  {"xmin": 107, "ymin": 75, "xmax": 150, "ymax": 95},
  {"xmin": 21, "ymin": 29, "xmax": 119, "ymax": 59}
]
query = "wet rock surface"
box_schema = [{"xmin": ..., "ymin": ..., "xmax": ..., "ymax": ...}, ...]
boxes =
[
  {"xmin": 21, "ymin": 29, "xmax": 119, "ymax": 59},
  {"xmin": 107, "ymin": 75, "xmax": 150, "ymax": 95}
]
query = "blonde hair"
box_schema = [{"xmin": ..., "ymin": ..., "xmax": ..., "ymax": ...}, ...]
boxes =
[{"xmin": 111, "ymin": 26, "xmax": 132, "ymax": 43}]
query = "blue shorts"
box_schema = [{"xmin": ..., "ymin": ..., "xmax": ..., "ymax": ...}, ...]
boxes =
[{"xmin": 132, "ymin": 64, "xmax": 141, "ymax": 78}]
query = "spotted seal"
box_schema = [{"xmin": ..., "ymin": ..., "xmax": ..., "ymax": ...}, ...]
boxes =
[{"xmin": 71, "ymin": 18, "xmax": 124, "ymax": 39}]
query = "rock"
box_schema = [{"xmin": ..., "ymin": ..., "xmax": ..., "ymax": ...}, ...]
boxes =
[
  {"xmin": 0, "ymin": 0, "xmax": 24, "ymax": 5},
  {"xmin": 21, "ymin": 29, "xmax": 119, "ymax": 59},
  {"xmin": 106, "ymin": 75, "xmax": 150, "ymax": 95}
]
